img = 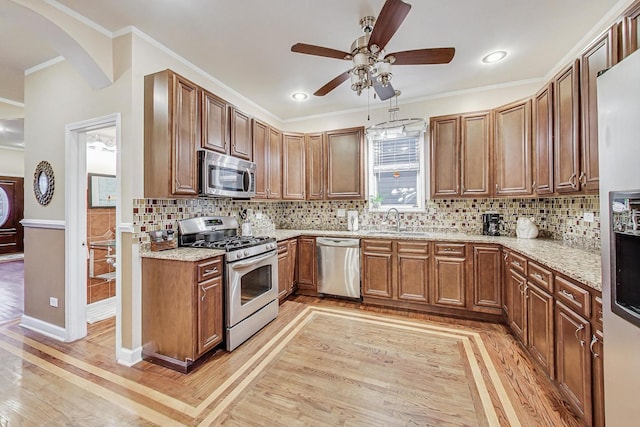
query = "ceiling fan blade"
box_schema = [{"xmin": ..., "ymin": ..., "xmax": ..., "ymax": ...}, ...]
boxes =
[
  {"xmin": 388, "ymin": 48, "xmax": 456, "ymax": 65},
  {"xmin": 374, "ymin": 82, "xmax": 396, "ymax": 101},
  {"xmin": 368, "ymin": 0, "xmax": 412, "ymax": 51},
  {"xmin": 314, "ymin": 71, "xmax": 351, "ymax": 96},
  {"xmin": 291, "ymin": 43, "xmax": 351, "ymax": 60}
]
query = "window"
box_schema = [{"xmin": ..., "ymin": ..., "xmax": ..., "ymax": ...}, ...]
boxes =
[{"xmin": 367, "ymin": 128, "xmax": 426, "ymax": 212}]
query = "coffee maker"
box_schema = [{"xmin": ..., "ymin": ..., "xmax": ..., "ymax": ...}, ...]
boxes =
[{"xmin": 482, "ymin": 212, "xmax": 502, "ymax": 236}]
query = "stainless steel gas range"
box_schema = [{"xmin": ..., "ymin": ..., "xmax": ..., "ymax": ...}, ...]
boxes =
[{"xmin": 178, "ymin": 216, "xmax": 279, "ymax": 351}]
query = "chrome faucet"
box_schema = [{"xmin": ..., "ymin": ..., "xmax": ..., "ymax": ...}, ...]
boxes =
[{"xmin": 384, "ymin": 207, "xmax": 402, "ymax": 232}]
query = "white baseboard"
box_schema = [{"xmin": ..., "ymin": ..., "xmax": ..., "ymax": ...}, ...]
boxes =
[
  {"xmin": 20, "ymin": 315, "xmax": 68, "ymax": 342},
  {"xmin": 86, "ymin": 297, "xmax": 116, "ymax": 324},
  {"xmin": 117, "ymin": 346, "xmax": 143, "ymax": 367}
]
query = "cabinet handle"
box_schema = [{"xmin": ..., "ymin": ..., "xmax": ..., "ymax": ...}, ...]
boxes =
[
  {"xmin": 574, "ymin": 323, "xmax": 586, "ymax": 346},
  {"xmin": 569, "ymin": 173, "xmax": 578, "ymax": 189},
  {"xmin": 200, "ymin": 283, "xmax": 217, "ymax": 301},
  {"xmin": 532, "ymin": 181, "xmax": 536, "ymax": 191},
  {"xmin": 560, "ymin": 289, "xmax": 576, "ymax": 301},
  {"xmin": 531, "ymin": 272, "xmax": 544, "ymax": 281},
  {"xmin": 590, "ymin": 335, "xmax": 600, "ymax": 358},
  {"xmin": 442, "ymin": 248, "xmax": 456, "ymax": 252},
  {"xmin": 495, "ymin": 183, "xmax": 498, "ymax": 192},
  {"xmin": 579, "ymin": 171, "xmax": 587, "ymax": 186},
  {"xmin": 503, "ymin": 253, "xmax": 509, "ymax": 262},
  {"xmin": 518, "ymin": 282, "xmax": 525, "ymax": 294},
  {"xmin": 204, "ymin": 267, "xmax": 219, "ymax": 274},
  {"xmin": 512, "ymin": 260, "xmax": 522, "ymax": 268}
]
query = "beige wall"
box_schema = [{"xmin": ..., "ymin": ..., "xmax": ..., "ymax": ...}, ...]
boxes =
[
  {"xmin": 23, "ymin": 227, "xmax": 65, "ymax": 327},
  {"xmin": 0, "ymin": 148, "xmax": 24, "ymax": 177}
]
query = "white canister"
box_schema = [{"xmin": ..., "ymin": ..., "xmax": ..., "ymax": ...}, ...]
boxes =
[
  {"xmin": 241, "ymin": 222, "xmax": 253, "ymax": 236},
  {"xmin": 516, "ymin": 217, "xmax": 539, "ymax": 239}
]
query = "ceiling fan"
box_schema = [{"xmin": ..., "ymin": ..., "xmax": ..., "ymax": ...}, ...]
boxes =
[{"xmin": 291, "ymin": 0, "xmax": 455, "ymax": 101}]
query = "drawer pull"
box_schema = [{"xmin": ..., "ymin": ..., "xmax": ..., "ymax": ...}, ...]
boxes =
[
  {"xmin": 442, "ymin": 248, "xmax": 457, "ymax": 252},
  {"xmin": 204, "ymin": 267, "xmax": 219, "ymax": 274},
  {"xmin": 512, "ymin": 260, "xmax": 522, "ymax": 268},
  {"xmin": 574, "ymin": 323, "xmax": 585, "ymax": 346},
  {"xmin": 531, "ymin": 272, "xmax": 544, "ymax": 281},
  {"xmin": 560, "ymin": 289, "xmax": 576, "ymax": 301},
  {"xmin": 590, "ymin": 335, "xmax": 600, "ymax": 358}
]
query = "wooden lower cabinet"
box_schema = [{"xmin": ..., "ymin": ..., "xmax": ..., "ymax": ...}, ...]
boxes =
[
  {"xmin": 527, "ymin": 283, "xmax": 555, "ymax": 377},
  {"xmin": 397, "ymin": 241, "xmax": 430, "ymax": 302},
  {"xmin": 277, "ymin": 241, "xmax": 290, "ymax": 302},
  {"xmin": 288, "ymin": 238, "xmax": 298, "ymax": 295},
  {"xmin": 432, "ymin": 243, "xmax": 467, "ymax": 308},
  {"xmin": 362, "ymin": 239, "xmax": 394, "ymax": 299},
  {"xmin": 142, "ymin": 255, "xmax": 223, "ymax": 372},
  {"xmin": 507, "ymin": 267, "xmax": 528, "ymax": 342},
  {"xmin": 471, "ymin": 245, "xmax": 502, "ymax": 314},
  {"xmin": 297, "ymin": 236, "xmax": 316, "ymax": 295}
]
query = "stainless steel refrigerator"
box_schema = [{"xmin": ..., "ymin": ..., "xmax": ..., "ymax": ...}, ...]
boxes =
[{"xmin": 597, "ymin": 48, "xmax": 640, "ymax": 425}]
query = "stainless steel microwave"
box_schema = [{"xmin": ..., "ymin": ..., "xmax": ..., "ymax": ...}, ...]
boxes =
[{"xmin": 198, "ymin": 150, "xmax": 256, "ymax": 198}]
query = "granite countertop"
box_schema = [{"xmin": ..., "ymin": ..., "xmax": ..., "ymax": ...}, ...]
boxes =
[{"xmin": 140, "ymin": 247, "xmax": 226, "ymax": 262}]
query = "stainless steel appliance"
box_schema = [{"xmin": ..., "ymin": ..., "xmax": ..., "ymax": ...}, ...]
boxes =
[
  {"xmin": 316, "ymin": 237, "xmax": 361, "ymax": 299},
  {"xmin": 198, "ymin": 150, "xmax": 256, "ymax": 198},
  {"xmin": 178, "ymin": 216, "xmax": 278, "ymax": 351},
  {"xmin": 482, "ymin": 212, "xmax": 502, "ymax": 236}
]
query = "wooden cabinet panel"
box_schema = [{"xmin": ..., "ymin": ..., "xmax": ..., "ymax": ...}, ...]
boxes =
[
  {"xmin": 527, "ymin": 283, "xmax": 555, "ymax": 378},
  {"xmin": 277, "ymin": 242, "xmax": 290, "ymax": 301},
  {"xmin": 196, "ymin": 276, "xmax": 223, "ymax": 355},
  {"xmin": 430, "ymin": 115, "xmax": 460, "ymax": 198},
  {"xmin": 494, "ymin": 99, "xmax": 532, "ymax": 196},
  {"xmin": 362, "ymin": 251, "xmax": 394, "ymax": 298},
  {"xmin": 507, "ymin": 268, "xmax": 528, "ymax": 343},
  {"xmin": 591, "ymin": 329, "xmax": 604, "ymax": 427},
  {"xmin": 460, "ymin": 112, "xmax": 492, "ymax": 197},
  {"xmin": 288, "ymin": 239, "xmax": 298, "ymax": 294},
  {"xmin": 434, "ymin": 243, "xmax": 466, "ymax": 257},
  {"xmin": 432, "ymin": 256, "xmax": 466, "ymax": 308},
  {"xmin": 555, "ymin": 275, "xmax": 591, "ymax": 318},
  {"xmin": 201, "ymin": 89, "xmax": 228, "ymax": 153},
  {"xmin": 553, "ymin": 60, "xmax": 581, "ymax": 193},
  {"xmin": 397, "ymin": 241, "xmax": 429, "ymax": 303},
  {"xmin": 556, "ymin": 301, "xmax": 592, "ymax": 423},
  {"xmin": 172, "ymin": 75, "xmax": 199, "ymax": 195},
  {"xmin": 472, "ymin": 245, "xmax": 502, "ymax": 314},
  {"xmin": 622, "ymin": 1, "xmax": 640, "ymax": 58},
  {"xmin": 527, "ymin": 260, "xmax": 553, "ymax": 294},
  {"xmin": 533, "ymin": 83, "xmax": 554, "ymax": 195},
  {"xmin": 508, "ymin": 251, "xmax": 527, "ymax": 275},
  {"xmin": 297, "ymin": 237, "xmax": 316, "ymax": 292},
  {"xmin": 580, "ymin": 27, "xmax": 617, "ymax": 192},
  {"xmin": 305, "ymin": 133, "xmax": 324, "ymax": 200},
  {"xmin": 229, "ymin": 107, "xmax": 252, "ymax": 160},
  {"xmin": 252, "ymin": 119, "xmax": 269, "ymax": 199},
  {"xmin": 268, "ymin": 127, "xmax": 282, "ymax": 199},
  {"xmin": 282, "ymin": 132, "xmax": 306, "ymax": 200},
  {"xmin": 325, "ymin": 127, "xmax": 364, "ymax": 199}
]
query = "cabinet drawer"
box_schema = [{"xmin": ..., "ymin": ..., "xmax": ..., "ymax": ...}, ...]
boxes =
[
  {"xmin": 593, "ymin": 295, "xmax": 603, "ymax": 329},
  {"xmin": 197, "ymin": 257, "xmax": 223, "ymax": 282},
  {"xmin": 277, "ymin": 242, "xmax": 289, "ymax": 254},
  {"xmin": 434, "ymin": 243, "xmax": 465, "ymax": 257},
  {"xmin": 555, "ymin": 275, "xmax": 591, "ymax": 317},
  {"xmin": 508, "ymin": 252, "xmax": 527, "ymax": 274},
  {"xmin": 397, "ymin": 240, "xmax": 429, "ymax": 254},
  {"xmin": 528, "ymin": 261, "xmax": 553, "ymax": 293},
  {"xmin": 362, "ymin": 239, "xmax": 393, "ymax": 252}
]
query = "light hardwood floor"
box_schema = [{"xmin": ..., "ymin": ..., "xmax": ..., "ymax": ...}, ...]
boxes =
[
  {"xmin": 0, "ymin": 260, "xmax": 23, "ymax": 325},
  {"xmin": 0, "ymin": 295, "xmax": 583, "ymax": 426}
]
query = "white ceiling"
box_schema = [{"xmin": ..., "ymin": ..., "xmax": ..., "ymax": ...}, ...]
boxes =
[{"xmin": 0, "ymin": 0, "xmax": 625, "ymax": 149}]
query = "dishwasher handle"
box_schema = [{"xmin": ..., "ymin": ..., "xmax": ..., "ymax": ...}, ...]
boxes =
[{"xmin": 316, "ymin": 237, "xmax": 360, "ymax": 248}]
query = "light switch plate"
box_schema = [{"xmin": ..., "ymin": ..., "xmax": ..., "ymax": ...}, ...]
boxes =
[
  {"xmin": 254, "ymin": 212, "xmax": 262, "ymax": 219},
  {"xmin": 49, "ymin": 297, "xmax": 58, "ymax": 307},
  {"xmin": 337, "ymin": 209, "xmax": 346, "ymax": 217},
  {"xmin": 584, "ymin": 212, "xmax": 595, "ymax": 223}
]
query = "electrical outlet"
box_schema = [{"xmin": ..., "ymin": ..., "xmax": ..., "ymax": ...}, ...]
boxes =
[
  {"xmin": 584, "ymin": 212, "xmax": 595, "ymax": 223},
  {"xmin": 254, "ymin": 212, "xmax": 262, "ymax": 219},
  {"xmin": 337, "ymin": 209, "xmax": 346, "ymax": 218},
  {"xmin": 49, "ymin": 297, "xmax": 58, "ymax": 308}
]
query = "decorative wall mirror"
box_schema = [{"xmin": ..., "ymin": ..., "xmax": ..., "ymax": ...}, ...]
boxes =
[
  {"xmin": 33, "ymin": 160, "xmax": 55, "ymax": 206},
  {"xmin": 0, "ymin": 186, "xmax": 9, "ymax": 227}
]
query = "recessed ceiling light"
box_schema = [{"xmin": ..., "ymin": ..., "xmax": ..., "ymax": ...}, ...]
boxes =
[
  {"xmin": 482, "ymin": 51, "xmax": 507, "ymax": 64},
  {"xmin": 292, "ymin": 92, "xmax": 308, "ymax": 101}
]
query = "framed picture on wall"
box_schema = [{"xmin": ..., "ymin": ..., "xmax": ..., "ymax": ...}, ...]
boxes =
[{"xmin": 88, "ymin": 173, "xmax": 116, "ymax": 208}]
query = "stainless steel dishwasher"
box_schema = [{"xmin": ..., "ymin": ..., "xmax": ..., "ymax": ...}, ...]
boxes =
[{"xmin": 316, "ymin": 237, "xmax": 361, "ymax": 299}]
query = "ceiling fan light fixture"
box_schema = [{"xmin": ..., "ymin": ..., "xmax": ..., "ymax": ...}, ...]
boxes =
[{"xmin": 482, "ymin": 50, "xmax": 507, "ymax": 64}]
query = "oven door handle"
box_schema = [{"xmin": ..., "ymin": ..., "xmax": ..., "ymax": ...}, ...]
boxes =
[{"xmin": 230, "ymin": 250, "xmax": 276, "ymax": 270}]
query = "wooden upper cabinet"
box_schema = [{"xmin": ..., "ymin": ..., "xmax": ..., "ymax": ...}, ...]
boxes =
[
  {"xmin": 268, "ymin": 127, "xmax": 282, "ymax": 199},
  {"xmin": 460, "ymin": 112, "xmax": 492, "ymax": 197},
  {"xmin": 553, "ymin": 60, "xmax": 581, "ymax": 193},
  {"xmin": 325, "ymin": 127, "xmax": 365, "ymax": 200},
  {"xmin": 622, "ymin": 0, "xmax": 640, "ymax": 58},
  {"xmin": 494, "ymin": 100, "xmax": 532, "ymax": 197},
  {"xmin": 282, "ymin": 132, "xmax": 306, "ymax": 200},
  {"xmin": 144, "ymin": 70, "xmax": 199, "ymax": 198},
  {"xmin": 229, "ymin": 106, "xmax": 252, "ymax": 160},
  {"xmin": 305, "ymin": 133, "xmax": 324, "ymax": 200},
  {"xmin": 252, "ymin": 120, "xmax": 281, "ymax": 199},
  {"xmin": 533, "ymin": 83, "xmax": 555, "ymax": 195},
  {"xmin": 201, "ymin": 89, "xmax": 228, "ymax": 153},
  {"xmin": 430, "ymin": 115, "xmax": 460, "ymax": 198},
  {"xmin": 580, "ymin": 27, "xmax": 617, "ymax": 193}
]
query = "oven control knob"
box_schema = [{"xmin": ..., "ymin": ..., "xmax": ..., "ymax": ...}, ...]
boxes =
[
  {"xmin": 235, "ymin": 252, "xmax": 243, "ymax": 259},
  {"xmin": 244, "ymin": 250, "xmax": 250, "ymax": 257}
]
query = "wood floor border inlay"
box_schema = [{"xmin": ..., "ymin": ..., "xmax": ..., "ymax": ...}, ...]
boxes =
[{"xmin": 0, "ymin": 305, "xmax": 522, "ymax": 426}]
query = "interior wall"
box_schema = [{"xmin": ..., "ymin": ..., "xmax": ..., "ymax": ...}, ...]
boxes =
[{"xmin": 0, "ymin": 147, "xmax": 24, "ymax": 177}]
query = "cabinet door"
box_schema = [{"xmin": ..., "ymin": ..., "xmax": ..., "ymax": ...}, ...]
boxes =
[
  {"xmin": 460, "ymin": 112, "xmax": 492, "ymax": 197},
  {"xmin": 325, "ymin": 127, "xmax": 364, "ymax": 199},
  {"xmin": 432, "ymin": 256, "xmax": 466, "ymax": 308},
  {"xmin": 288, "ymin": 239, "xmax": 298, "ymax": 293},
  {"xmin": 507, "ymin": 269, "xmax": 527, "ymax": 344},
  {"xmin": 305, "ymin": 133, "xmax": 324, "ymax": 200},
  {"xmin": 197, "ymin": 276, "xmax": 223, "ymax": 355},
  {"xmin": 591, "ymin": 329, "xmax": 604, "ymax": 427},
  {"xmin": 553, "ymin": 60, "xmax": 581, "ymax": 193},
  {"xmin": 268, "ymin": 127, "xmax": 282, "ymax": 199},
  {"xmin": 580, "ymin": 27, "xmax": 617, "ymax": 192},
  {"xmin": 362, "ymin": 251, "xmax": 394, "ymax": 299},
  {"xmin": 252, "ymin": 119, "xmax": 269, "ymax": 199},
  {"xmin": 397, "ymin": 241, "xmax": 429, "ymax": 303},
  {"xmin": 430, "ymin": 115, "xmax": 460, "ymax": 198},
  {"xmin": 556, "ymin": 301, "xmax": 593, "ymax": 423},
  {"xmin": 527, "ymin": 283, "xmax": 555, "ymax": 378},
  {"xmin": 494, "ymin": 100, "xmax": 532, "ymax": 196},
  {"xmin": 230, "ymin": 107, "xmax": 252, "ymax": 160},
  {"xmin": 471, "ymin": 245, "xmax": 502, "ymax": 314},
  {"xmin": 172, "ymin": 74, "xmax": 199, "ymax": 195},
  {"xmin": 201, "ymin": 90, "xmax": 228, "ymax": 153},
  {"xmin": 622, "ymin": 1, "xmax": 640, "ymax": 58},
  {"xmin": 533, "ymin": 84, "xmax": 554, "ymax": 195},
  {"xmin": 282, "ymin": 133, "xmax": 306, "ymax": 200},
  {"xmin": 297, "ymin": 237, "xmax": 316, "ymax": 291},
  {"xmin": 277, "ymin": 242, "xmax": 290, "ymax": 301}
]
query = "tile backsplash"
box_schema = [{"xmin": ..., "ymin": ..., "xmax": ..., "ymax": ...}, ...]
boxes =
[{"xmin": 133, "ymin": 195, "xmax": 600, "ymax": 251}]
